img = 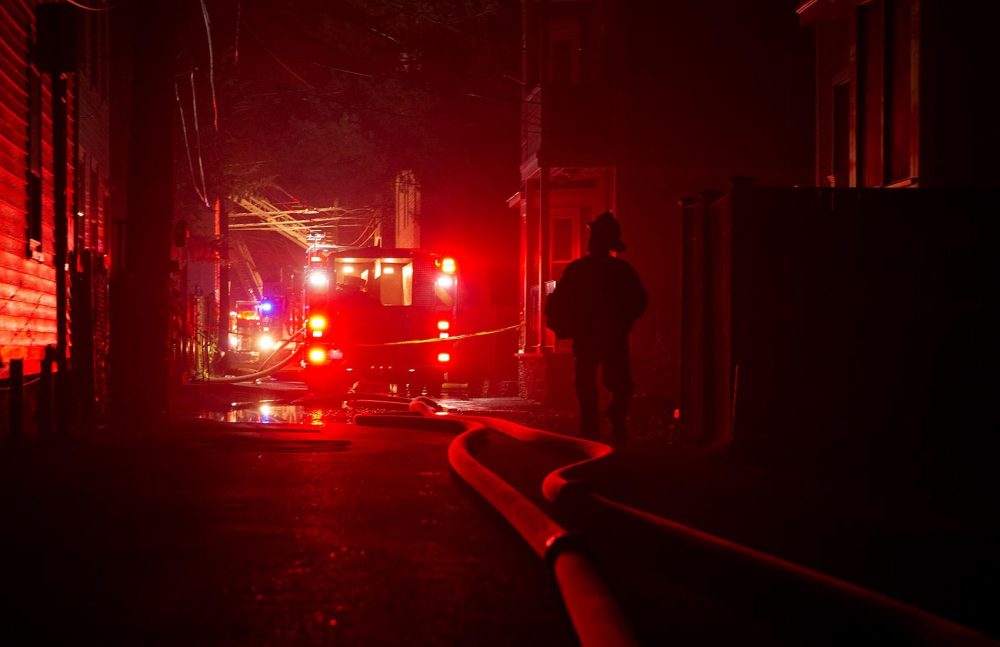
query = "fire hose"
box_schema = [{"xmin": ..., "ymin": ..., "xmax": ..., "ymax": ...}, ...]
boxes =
[
  {"xmin": 193, "ymin": 326, "xmax": 307, "ymax": 384},
  {"xmin": 356, "ymin": 402, "xmax": 638, "ymax": 647},
  {"xmin": 355, "ymin": 403, "xmax": 990, "ymax": 645}
]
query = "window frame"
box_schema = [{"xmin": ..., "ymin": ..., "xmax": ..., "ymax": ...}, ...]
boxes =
[{"xmin": 26, "ymin": 54, "xmax": 44, "ymax": 261}]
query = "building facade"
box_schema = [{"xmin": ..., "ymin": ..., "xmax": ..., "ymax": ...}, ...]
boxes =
[
  {"xmin": 0, "ymin": 1, "xmax": 111, "ymax": 431},
  {"xmin": 800, "ymin": 0, "xmax": 1000, "ymax": 189}
]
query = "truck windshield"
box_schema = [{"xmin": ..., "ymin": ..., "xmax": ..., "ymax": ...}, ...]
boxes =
[{"xmin": 332, "ymin": 258, "xmax": 413, "ymax": 306}]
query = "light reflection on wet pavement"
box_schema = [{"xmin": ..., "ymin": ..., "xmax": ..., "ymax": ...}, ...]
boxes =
[{"xmin": 196, "ymin": 395, "xmax": 424, "ymax": 427}]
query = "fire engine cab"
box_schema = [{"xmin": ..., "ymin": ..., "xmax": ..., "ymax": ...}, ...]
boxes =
[{"xmin": 301, "ymin": 245, "xmax": 458, "ymax": 395}]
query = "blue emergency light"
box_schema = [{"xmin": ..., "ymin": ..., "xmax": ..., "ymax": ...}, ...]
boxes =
[{"xmin": 260, "ymin": 300, "xmax": 274, "ymax": 313}]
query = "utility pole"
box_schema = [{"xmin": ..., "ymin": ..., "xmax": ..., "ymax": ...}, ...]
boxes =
[
  {"xmin": 52, "ymin": 70, "xmax": 69, "ymax": 434},
  {"xmin": 218, "ymin": 198, "xmax": 230, "ymax": 357},
  {"xmin": 35, "ymin": 3, "xmax": 77, "ymax": 434},
  {"xmin": 110, "ymin": 0, "xmax": 176, "ymax": 430}
]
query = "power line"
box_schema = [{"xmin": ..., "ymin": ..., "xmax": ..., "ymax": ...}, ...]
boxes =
[
  {"xmin": 199, "ymin": 0, "xmax": 220, "ymax": 130},
  {"xmin": 66, "ymin": 0, "xmax": 113, "ymax": 11},
  {"xmin": 382, "ymin": 0, "xmax": 522, "ymax": 87},
  {"xmin": 188, "ymin": 72, "xmax": 212, "ymax": 206},
  {"xmin": 295, "ymin": 58, "xmax": 535, "ymax": 106},
  {"xmin": 175, "ymin": 79, "xmax": 211, "ymax": 206}
]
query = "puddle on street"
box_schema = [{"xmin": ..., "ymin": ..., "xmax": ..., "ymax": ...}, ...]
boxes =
[{"xmin": 197, "ymin": 397, "xmax": 421, "ymax": 427}]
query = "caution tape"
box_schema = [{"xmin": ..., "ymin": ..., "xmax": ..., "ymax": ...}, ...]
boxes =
[{"xmin": 355, "ymin": 323, "xmax": 523, "ymax": 347}]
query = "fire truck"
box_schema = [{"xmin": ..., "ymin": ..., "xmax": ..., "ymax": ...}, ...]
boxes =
[
  {"xmin": 227, "ymin": 300, "xmax": 281, "ymax": 367},
  {"xmin": 228, "ymin": 300, "xmax": 263, "ymax": 351},
  {"xmin": 301, "ymin": 245, "xmax": 458, "ymax": 395}
]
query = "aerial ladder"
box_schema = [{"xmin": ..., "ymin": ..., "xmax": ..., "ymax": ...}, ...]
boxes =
[
  {"xmin": 228, "ymin": 186, "xmax": 376, "ymax": 250},
  {"xmin": 230, "ymin": 236, "xmax": 265, "ymax": 303},
  {"xmin": 195, "ymin": 186, "xmax": 378, "ymax": 381}
]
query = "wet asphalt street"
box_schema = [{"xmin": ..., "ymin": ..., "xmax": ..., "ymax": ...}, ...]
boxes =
[{"xmin": 0, "ymin": 419, "xmax": 577, "ymax": 645}]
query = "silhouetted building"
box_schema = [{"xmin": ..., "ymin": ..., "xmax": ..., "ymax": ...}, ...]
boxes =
[
  {"xmin": 512, "ymin": 0, "xmax": 813, "ymax": 404},
  {"xmin": 799, "ymin": 0, "xmax": 1000, "ymax": 188},
  {"xmin": 677, "ymin": 1, "xmax": 999, "ymax": 454}
]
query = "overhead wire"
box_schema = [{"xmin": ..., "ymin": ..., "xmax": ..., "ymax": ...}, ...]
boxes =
[
  {"xmin": 199, "ymin": 0, "xmax": 220, "ymax": 130},
  {"xmin": 257, "ymin": 38, "xmax": 315, "ymax": 88},
  {"xmin": 188, "ymin": 72, "xmax": 212, "ymax": 206},
  {"xmin": 296, "ymin": 58, "xmax": 535, "ymax": 106},
  {"xmin": 343, "ymin": 218, "xmax": 378, "ymax": 246},
  {"xmin": 175, "ymin": 79, "xmax": 211, "ymax": 206},
  {"xmin": 246, "ymin": 28, "xmax": 521, "ymax": 123},
  {"xmin": 356, "ymin": 227, "xmax": 379, "ymax": 247},
  {"xmin": 65, "ymin": 0, "xmax": 113, "ymax": 11},
  {"xmin": 382, "ymin": 0, "xmax": 523, "ymax": 87},
  {"xmin": 229, "ymin": 218, "xmax": 371, "ymax": 231}
]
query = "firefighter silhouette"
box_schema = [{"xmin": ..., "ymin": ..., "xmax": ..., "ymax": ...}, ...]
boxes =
[
  {"xmin": 333, "ymin": 275, "xmax": 381, "ymax": 345},
  {"xmin": 545, "ymin": 211, "xmax": 647, "ymax": 444}
]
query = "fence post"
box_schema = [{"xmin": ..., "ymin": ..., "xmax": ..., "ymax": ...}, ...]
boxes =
[
  {"xmin": 9, "ymin": 358, "xmax": 24, "ymax": 441},
  {"xmin": 39, "ymin": 346, "xmax": 56, "ymax": 435},
  {"xmin": 56, "ymin": 367, "xmax": 69, "ymax": 436}
]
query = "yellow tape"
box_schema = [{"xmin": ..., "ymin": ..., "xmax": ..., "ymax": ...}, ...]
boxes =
[{"xmin": 355, "ymin": 323, "xmax": 523, "ymax": 347}]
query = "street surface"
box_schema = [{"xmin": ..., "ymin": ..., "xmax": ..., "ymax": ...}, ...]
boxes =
[
  {"xmin": 0, "ymin": 410, "xmax": 576, "ymax": 645},
  {"xmin": 4, "ymin": 377, "xmax": 997, "ymax": 645}
]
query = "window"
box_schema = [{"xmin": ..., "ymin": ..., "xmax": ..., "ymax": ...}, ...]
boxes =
[
  {"xmin": 546, "ymin": 10, "xmax": 589, "ymax": 85},
  {"xmin": 336, "ymin": 258, "xmax": 414, "ymax": 306},
  {"xmin": 88, "ymin": 12, "xmax": 98, "ymax": 85},
  {"xmin": 885, "ymin": 0, "xmax": 913, "ymax": 184},
  {"xmin": 90, "ymin": 164, "xmax": 100, "ymax": 249},
  {"xmin": 26, "ymin": 60, "xmax": 43, "ymax": 260},
  {"xmin": 75, "ymin": 151, "xmax": 87, "ymax": 251},
  {"xmin": 857, "ymin": 1, "xmax": 884, "ymax": 187},
  {"xmin": 550, "ymin": 39, "xmax": 575, "ymax": 84},
  {"xmin": 550, "ymin": 212, "xmax": 578, "ymax": 281},
  {"xmin": 552, "ymin": 217, "xmax": 573, "ymax": 260},
  {"xmin": 833, "ymin": 81, "xmax": 851, "ymax": 187}
]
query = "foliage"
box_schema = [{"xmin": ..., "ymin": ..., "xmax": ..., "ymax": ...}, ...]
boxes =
[{"xmin": 203, "ymin": 0, "xmax": 517, "ymax": 209}]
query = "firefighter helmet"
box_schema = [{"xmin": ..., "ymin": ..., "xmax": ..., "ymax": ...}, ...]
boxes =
[{"xmin": 588, "ymin": 211, "xmax": 626, "ymax": 252}]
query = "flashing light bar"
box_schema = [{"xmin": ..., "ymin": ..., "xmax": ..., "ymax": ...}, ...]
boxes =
[{"xmin": 440, "ymin": 257, "xmax": 456, "ymax": 274}]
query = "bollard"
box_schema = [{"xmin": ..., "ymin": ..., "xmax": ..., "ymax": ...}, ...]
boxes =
[
  {"xmin": 9, "ymin": 358, "xmax": 24, "ymax": 441},
  {"xmin": 55, "ymin": 363, "xmax": 69, "ymax": 436},
  {"xmin": 39, "ymin": 346, "xmax": 56, "ymax": 435}
]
